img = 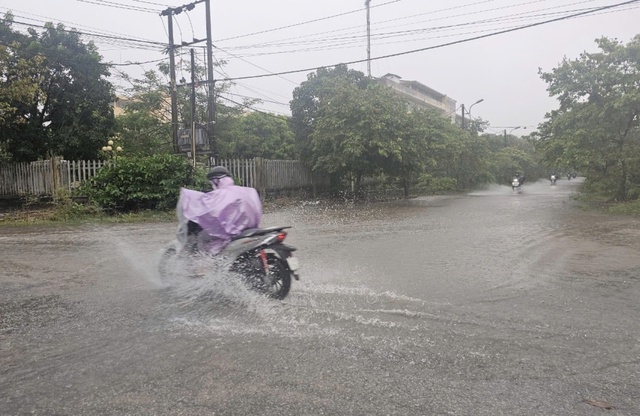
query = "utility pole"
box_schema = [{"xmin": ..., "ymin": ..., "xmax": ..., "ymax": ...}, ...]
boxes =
[
  {"xmin": 205, "ymin": 0, "xmax": 217, "ymax": 164},
  {"xmin": 161, "ymin": 8, "xmax": 179, "ymax": 153},
  {"xmin": 461, "ymin": 104, "xmax": 465, "ymax": 130},
  {"xmin": 190, "ymin": 49, "xmax": 197, "ymax": 167},
  {"xmin": 365, "ymin": 0, "xmax": 371, "ymax": 77}
]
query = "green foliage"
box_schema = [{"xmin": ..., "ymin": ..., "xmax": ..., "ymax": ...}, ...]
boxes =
[
  {"xmin": 537, "ymin": 35, "xmax": 640, "ymax": 201},
  {"xmin": 416, "ymin": 173, "xmax": 457, "ymax": 193},
  {"xmin": 290, "ymin": 63, "xmax": 543, "ymax": 196},
  {"xmin": 114, "ymin": 71, "xmax": 173, "ymax": 156},
  {"xmin": 51, "ymin": 188, "xmax": 102, "ymax": 220},
  {"xmin": 290, "ymin": 64, "xmax": 372, "ymax": 164},
  {"xmin": 0, "ymin": 16, "xmax": 115, "ymax": 162},
  {"xmin": 310, "ymin": 80, "xmax": 407, "ymax": 187},
  {"xmin": 83, "ymin": 154, "xmax": 208, "ymax": 211},
  {"xmin": 219, "ymin": 111, "xmax": 296, "ymax": 159}
]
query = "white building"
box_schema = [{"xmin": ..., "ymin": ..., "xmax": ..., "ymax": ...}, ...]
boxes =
[{"xmin": 379, "ymin": 73, "xmax": 457, "ymax": 122}]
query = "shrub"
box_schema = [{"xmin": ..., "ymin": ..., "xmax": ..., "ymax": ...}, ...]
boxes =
[{"xmin": 83, "ymin": 155, "xmax": 209, "ymax": 212}]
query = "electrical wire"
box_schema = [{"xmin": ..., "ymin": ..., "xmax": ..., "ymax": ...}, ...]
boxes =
[
  {"xmin": 219, "ymin": 0, "xmax": 600, "ymax": 54},
  {"xmin": 218, "ymin": 95, "xmax": 290, "ymax": 118},
  {"xmin": 211, "ymin": 5, "xmax": 640, "ymax": 61},
  {"xmin": 213, "ymin": 45, "xmax": 298, "ymax": 85},
  {"xmin": 214, "ymin": 0, "xmax": 402, "ymax": 43},
  {"xmin": 218, "ymin": 0, "xmax": 501, "ymax": 51},
  {"xmin": 75, "ymin": 0, "xmax": 160, "ymax": 13},
  {"xmin": 218, "ymin": 0, "xmax": 640, "ymax": 81},
  {"xmin": 0, "ymin": 7, "xmax": 163, "ymax": 46}
]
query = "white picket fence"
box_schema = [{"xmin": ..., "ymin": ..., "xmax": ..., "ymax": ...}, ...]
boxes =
[
  {"xmin": 0, "ymin": 157, "xmax": 327, "ymax": 198},
  {"xmin": 62, "ymin": 160, "xmax": 109, "ymax": 190},
  {"xmin": 0, "ymin": 159, "xmax": 109, "ymax": 197}
]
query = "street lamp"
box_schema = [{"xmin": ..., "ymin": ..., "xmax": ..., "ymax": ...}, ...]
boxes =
[
  {"xmin": 503, "ymin": 126, "xmax": 521, "ymax": 146},
  {"xmin": 462, "ymin": 98, "xmax": 484, "ymax": 129},
  {"xmin": 468, "ymin": 98, "xmax": 484, "ymax": 120}
]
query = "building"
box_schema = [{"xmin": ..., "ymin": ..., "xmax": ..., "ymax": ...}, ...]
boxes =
[{"xmin": 379, "ymin": 73, "xmax": 457, "ymax": 122}]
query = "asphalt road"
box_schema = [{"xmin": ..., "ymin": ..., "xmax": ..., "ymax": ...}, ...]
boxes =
[{"xmin": 1, "ymin": 178, "xmax": 639, "ymax": 415}]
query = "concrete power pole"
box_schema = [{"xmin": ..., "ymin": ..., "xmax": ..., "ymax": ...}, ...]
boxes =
[
  {"xmin": 161, "ymin": 9, "xmax": 179, "ymax": 153},
  {"xmin": 365, "ymin": 0, "xmax": 371, "ymax": 77},
  {"xmin": 205, "ymin": 0, "xmax": 217, "ymax": 164},
  {"xmin": 190, "ymin": 49, "xmax": 197, "ymax": 167},
  {"xmin": 461, "ymin": 104, "xmax": 465, "ymax": 129}
]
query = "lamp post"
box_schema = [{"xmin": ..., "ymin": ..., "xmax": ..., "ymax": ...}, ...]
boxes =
[
  {"xmin": 102, "ymin": 139, "xmax": 123, "ymax": 162},
  {"xmin": 503, "ymin": 126, "xmax": 521, "ymax": 146},
  {"xmin": 462, "ymin": 98, "xmax": 484, "ymax": 129},
  {"xmin": 468, "ymin": 98, "xmax": 484, "ymax": 120}
]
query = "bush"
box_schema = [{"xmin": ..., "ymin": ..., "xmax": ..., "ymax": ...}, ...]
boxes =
[
  {"xmin": 83, "ymin": 155, "xmax": 209, "ymax": 212},
  {"xmin": 416, "ymin": 173, "xmax": 458, "ymax": 194}
]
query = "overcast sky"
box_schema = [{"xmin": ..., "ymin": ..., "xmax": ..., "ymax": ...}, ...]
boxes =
[{"xmin": 2, "ymin": 0, "xmax": 639, "ymax": 136}]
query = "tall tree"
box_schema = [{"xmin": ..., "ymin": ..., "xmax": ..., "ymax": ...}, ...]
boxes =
[
  {"xmin": 537, "ymin": 35, "xmax": 640, "ymax": 201},
  {"xmin": 0, "ymin": 17, "xmax": 116, "ymax": 161},
  {"xmin": 290, "ymin": 64, "xmax": 371, "ymax": 164},
  {"xmin": 221, "ymin": 111, "xmax": 295, "ymax": 159},
  {"xmin": 114, "ymin": 70, "xmax": 173, "ymax": 156},
  {"xmin": 309, "ymin": 79, "xmax": 407, "ymax": 191}
]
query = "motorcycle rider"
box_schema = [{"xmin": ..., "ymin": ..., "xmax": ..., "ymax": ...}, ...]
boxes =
[
  {"xmin": 178, "ymin": 166, "xmax": 262, "ymax": 255},
  {"xmin": 513, "ymin": 171, "xmax": 525, "ymax": 186}
]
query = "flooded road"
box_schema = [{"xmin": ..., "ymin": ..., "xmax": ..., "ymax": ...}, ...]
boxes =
[{"xmin": 1, "ymin": 178, "xmax": 639, "ymax": 415}]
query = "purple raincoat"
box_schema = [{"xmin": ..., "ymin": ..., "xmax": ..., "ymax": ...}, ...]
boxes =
[{"xmin": 177, "ymin": 176, "xmax": 262, "ymax": 255}]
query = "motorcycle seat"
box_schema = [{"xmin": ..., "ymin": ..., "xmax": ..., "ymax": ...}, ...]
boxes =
[{"xmin": 232, "ymin": 226, "xmax": 291, "ymax": 240}]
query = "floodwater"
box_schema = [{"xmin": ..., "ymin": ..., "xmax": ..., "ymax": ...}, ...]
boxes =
[{"xmin": 1, "ymin": 178, "xmax": 639, "ymax": 415}]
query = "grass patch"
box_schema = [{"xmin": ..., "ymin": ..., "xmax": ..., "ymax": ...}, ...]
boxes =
[{"xmin": 573, "ymin": 193, "xmax": 640, "ymax": 217}]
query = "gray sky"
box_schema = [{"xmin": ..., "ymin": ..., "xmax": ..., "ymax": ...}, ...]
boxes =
[{"xmin": 2, "ymin": 0, "xmax": 639, "ymax": 136}]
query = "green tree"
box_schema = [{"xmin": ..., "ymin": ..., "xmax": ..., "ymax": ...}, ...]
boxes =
[
  {"xmin": 114, "ymin": 70, "xmax": 173, "ymax": 156},
  {"xmin": 290, "ymin": 64, "xmax": 371, "ymax": 164},
  {"xmin": 537, "ymin": 35, "xmax": 640, "ymax": 201},
  {"xmin": 221, "ymin": 111, "xmax": 295, "ymax": 159},
  {"xmin": 0, "ymin": 18, "xmax": 115, "ymax": 162},
  {"xmin": 309, "ymin": 79, "xmax": 407, "ymax": 191}
]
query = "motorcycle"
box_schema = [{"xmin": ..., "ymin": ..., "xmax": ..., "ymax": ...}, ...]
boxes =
[
  {"xmin": 159, "ymin": 220, "xmax": 300, "ymax": 300},
  {"xmin": 511, "ymin": 177, "xmax": 523, "ymax": 193},
  {"xmin": 550, "ymin": 174, "xmax": 557, "ymax": 185}
]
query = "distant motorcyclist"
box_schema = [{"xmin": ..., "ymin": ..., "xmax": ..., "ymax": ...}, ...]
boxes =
[{"xmin": 513, "ymin": 171, "xmax": 525, "ymax": 186}]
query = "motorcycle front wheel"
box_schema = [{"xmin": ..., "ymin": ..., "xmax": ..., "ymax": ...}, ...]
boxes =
[{"xmin": 158, "ymin": 244, "xmax": 177, "ymax": 280}]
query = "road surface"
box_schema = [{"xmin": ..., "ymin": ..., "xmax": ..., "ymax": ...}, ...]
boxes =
[{"xmin": 1, "ymin": 178, "xmax": 639, "ymax": 415}]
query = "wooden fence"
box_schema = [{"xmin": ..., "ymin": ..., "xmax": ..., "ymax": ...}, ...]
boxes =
[{"xmin": 0, "ymin": 157, "xmax": 327, "ymax": 198}]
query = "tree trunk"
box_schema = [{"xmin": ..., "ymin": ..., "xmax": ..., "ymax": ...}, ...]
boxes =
[
  {"xmin": 616, "ymin": 159, "xmax": 627, "ymax": 201},
  {"xmin": 403, "ymin": 176, "xmax": 409, "ymax": 198}
]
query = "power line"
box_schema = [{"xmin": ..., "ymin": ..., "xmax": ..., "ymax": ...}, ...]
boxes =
[
  {"xmin": 219, "ymin": 0, "xmax": 600, "ymax": 54},
  {"xmin": 75, "ymin": 0, "xmax": 160, "ymax": 13},
  {"xmin": 131, "ymin": 0, "xmax": 176, "ymax": 6},
  {"xmin": 111, "ymin": 57, "xmax": 168, "ymax": 66},
  {"xmin": 221, "ymin": 4, "xmax": 638, "ymax": 60},
  {"xmin": 0, "ymin": 7, "xmax": 163, "ymax": 46},
  {"xmin": 218, "ymin": 95, "xmax": 290, "ymax": 118},
  {"xmin": 214, "ymin": 0, "xmax": 402, "ymax": 43},
  {"xmin": 2, "ymin": 18, "xmax": 168, "ymax": 49},
  {"xmin": 213, "ymin": 45, "xmax": 298, "ymax": 85},
  {"xmin": 219, "ymin": 0, "xmax": 640, "ymax": 81},
  {"xmin": 219, "ymin": 0, "xmax": 499, "ymax": 51}
]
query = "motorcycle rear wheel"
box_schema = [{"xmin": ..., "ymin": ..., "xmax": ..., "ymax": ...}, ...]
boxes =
[{"xmin": 262, "ymin": 255, "xmax": 292, "ymax": 300}]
